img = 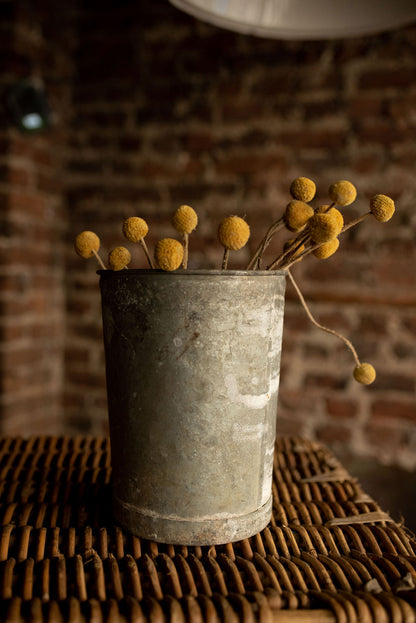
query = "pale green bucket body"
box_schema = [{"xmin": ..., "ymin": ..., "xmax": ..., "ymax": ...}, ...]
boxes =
[{"xmin": 99, "ymin": 269, "xmax": 286, "ymax": 545}]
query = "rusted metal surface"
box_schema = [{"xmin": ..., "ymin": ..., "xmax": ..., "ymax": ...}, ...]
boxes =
[{"xmin": 99, "ymin": 269, "xmax": 286, "ymax": 545}]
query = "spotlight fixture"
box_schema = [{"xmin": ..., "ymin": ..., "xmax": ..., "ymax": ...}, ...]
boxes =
[
  {"xmin": 169, "ymin": 0, "xmax": 416, "ymax": 40},
  {"xmin": 5, "ymin": 80, "xmax": 51, "ymax": 133}
]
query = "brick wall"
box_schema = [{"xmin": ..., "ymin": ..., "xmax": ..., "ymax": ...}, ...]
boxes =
[
  {"xmin": 64, "ymin": 1, "xmax": 416, "ymax": 468},
  {"xmin": 1, "ymin": 1, "xmax": 415, "ymax": 468},
  {"xmin": 0, "ymin": 1, "xmax": 75, "ymax": 434}
]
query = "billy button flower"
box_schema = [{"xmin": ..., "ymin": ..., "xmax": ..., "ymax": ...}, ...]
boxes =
[
  {"xmin": 74, "ymin": 230, "xmax": 106, "ymax": 269},
  {"xmin": 108, "ymin": 246, "xmax": 131, "ymax": 271},
  {"xmin": 342, "ymin": 194, "xmax": 396, "ymax": 233},
  {"xmin": 316, "ymin": 205, "xmax": 344, "ymax": 230},
  {"xmin": 155, "ymin": 238, "xmax": 184, "ymax": 272},
  {"xmin": 313, "ymin": 237, "xmax": 340, "ymax": 259},
  {"xmin": 329, "ymin": 180, "xmax": 357, "ymax": 207},
  {"xmin": 370, "ymin": 194, "xmax": 395, "ymax": 222},
  {"xmin": 172, "ymin": 205, "xmax": 198, "ymax": 269},
  {"xmin": 353, "ymin": 362, "xmax": 376, "ymax": 385},
  {"xmin": 218, "ymin": 216, "xmax": 250, "ymax": 270},
  {"xmin": 288, "ymin": 269, "xmax": 377, "ymax": 386},
  {"xmin": 284, "ymin": 200, "xmax": 314, "ymax": 232},
  {"xmin": 309, "ymin": 209, "xmax": 343, "ymax": 244},
  {"xmin": 123, "ymin": 216, "xmax": 154, "ymax": 268},
  {"xmin": 290, "ymin": 176, "xmax": 316, "ymax": 203}
]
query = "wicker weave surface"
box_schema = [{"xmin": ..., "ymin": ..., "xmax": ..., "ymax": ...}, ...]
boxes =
[{"xmin": 0, "ymin": 436, "xmax": 415, "ymax": 623}]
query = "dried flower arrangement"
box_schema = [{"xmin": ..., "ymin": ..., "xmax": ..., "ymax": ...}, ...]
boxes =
[{"xmin": 75, "ymin": 177, "xmax": 395, "ymax": 386}]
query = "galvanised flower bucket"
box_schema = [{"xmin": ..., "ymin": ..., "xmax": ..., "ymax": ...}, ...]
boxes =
[{"xmin": 99, "ymin": 269, "xmax": 286, "ymax": 545}]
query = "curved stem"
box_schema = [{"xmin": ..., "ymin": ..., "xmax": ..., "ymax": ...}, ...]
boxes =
[
  {"xmin": 246, "ymin": 219, "xmax": 284, "ymax": 270},
  {"xmin": 268, "ymin": 230, "xmax": 310, "ymax": 270},
  {"xmin": 287, "ymin": 269, "xmax": 361, "ymax": 367}
]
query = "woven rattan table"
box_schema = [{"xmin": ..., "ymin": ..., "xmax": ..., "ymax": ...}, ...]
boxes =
[{"xmin": 0, "ymin": 436, "xmax": 415, "ymax": 622}]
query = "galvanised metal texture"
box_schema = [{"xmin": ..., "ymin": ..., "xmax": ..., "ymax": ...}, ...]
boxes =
[{"xmin": 99, "ymin": 269, "xmax": 286, "ymax": 545}]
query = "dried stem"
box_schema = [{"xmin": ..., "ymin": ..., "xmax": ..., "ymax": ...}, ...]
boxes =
[
  {"xmin": 92, "ymin": 249, "xmax": 107, "ymax": 270},
  {"xmin": 221, "ymin": 248, "xmax": 229, "ymax": 270},
  {"xmin": 182, "ymin": 233, "xmax": 189, "ymax": 269},
  {"xmin": 140, "ymin": 238, "xmax": 155, "ymax": 269},
  {"xmin": 287, "ymin": 269, "xmax": 361, "ymax": 367},
  {"xmin": 341, "ymin": 211, "xmax": 370, "ymax": 233},
  {"xmin": 284, "ymin": 211, "xmax": 372, "ymax": 269},
  {"xmin": 283, "ymin": 242, "xmax": 319, "ymax": 269},
  {"xmin": 268, "ymin": 230, "xmax": 310, "ymax": 270},
  {"xmin": 320, "ymin": 201, "xmax": 336, "ymax": 212},
  {"xmin": 246, "ymin": 218, "xmax": 285, "ymax": 270}
]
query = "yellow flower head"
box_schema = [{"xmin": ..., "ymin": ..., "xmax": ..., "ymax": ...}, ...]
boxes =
[
  {"xmin": 74, "ymin": 231, "xmax": 100, "ymax": 259},
  {"xmin": 313, "ymin": 237, "xmax": 340, "ymax": 259},
  {"xmin": 108, "ymin": 247, "xmax": 131, "ymax": 271},
  {"xmin": 290, "ymin": 177, "xmax": 316, "ymax": 203},
  {"xmin": 309, "ymin": 211, "xmax": 343, "ymax": 244},
  {"xmin": 316, "ymin": 205, "xmax": 344, "ymax": 231},
  {"xmin": 218, "ymin": 216, "xmax": 250, "ymax": 251},
  {"xmin": 155, "ymin": 238, "xmax": 184, "ymax": 271},
  {"xmin": 172, "ymin": 205, "xmax": 198, "ymax": 235},
  {"xmin": 353, "ymin": 363, "xmax": 376, "ymax": 385},
  {"xmin": 369, "ymin": 194, "xmax": 395, "ymax": 222},
  {"xmin": 284, "ymin": 200, "xmax": 314, "ymax": 232},
  {"xmin": 123, "ymin": 217, "xmax": 149, "ymax": 242},
  {"xmin": 329, "ymin": 180, "xmax": 357, "ymax": 206},
  {"xmin": 327, "ymin": 207, "xmax": 344, "ymax": 230}
]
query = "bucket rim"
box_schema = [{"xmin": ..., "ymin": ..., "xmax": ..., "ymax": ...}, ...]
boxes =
[{"xmin": 98, "ymin": 268, "xmax": 287, "ymax": 278}]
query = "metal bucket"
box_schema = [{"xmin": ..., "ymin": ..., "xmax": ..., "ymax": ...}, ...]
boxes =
[{"xmin": 99, "ymin": 269, "xmax": 286, "ymax": 545}]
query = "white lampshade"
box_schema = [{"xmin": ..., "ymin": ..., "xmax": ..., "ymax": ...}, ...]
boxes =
[{"xmin": 169, "ymin": 0, "xmax": 416, "ymax": 39}]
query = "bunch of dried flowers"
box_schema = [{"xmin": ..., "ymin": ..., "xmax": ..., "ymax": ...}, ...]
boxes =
[{"xmin": 74, "ymin": 178, "xmax": 395, "ymax": 385}]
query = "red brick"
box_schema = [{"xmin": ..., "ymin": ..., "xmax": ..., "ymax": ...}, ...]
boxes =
[
  {"xmin": 118, "ymin": 136, "xmax": 142, "ymax": 152},
  {"xmin": 371, "ymin": 400, "xmax": 416, "ymax": 422},
  {"xmin": 368, "ymin": 373, "xmax": 415, "ymax": 393},
  {"xmin": 348, "ymin": 95, "xmax": 383, "ymax": 117},
  {"xmin": 364, "ymin": 422, "xmax": 403, "ymax": 449},
  {"xmin": 279, "ymin": 309, "xmax": 311, "ymax": 333},
  {"xmin": 351, "ymin": 154, "xmax": 384, "ymax": 175},
  {"xmin": 302, "ymin": 342, "xmax": 330, "ymax": 358},
  {"xmin": 219, "ymin": 102, "xmax": 267, "ymax": 123},
  {"xmin": 357, "ymin": 120, "xmax": 414, "ymax": 144},
  {"xmin": 393, "ymin": 342, "xmax": 416, "ymax": 360},
  {"xmin": 141, "ymin": 158, "xmax": 204, "ymax": 179},
  {"xmin": 276, "ymin": 416, "xmax": 307, "ymax": 438},
  {"xmin": 277, "ymin": 128, "xmax": 348, "ymax": 150},
  {"xmin": 304, "ymin": 374, "xmax": 348, "ymax": 391},
  {"xmin": 316, "ymin": 311, "xmax": 352, "ymax": 332},
  {"xmin": 185, "ymin": 132, "xmax": 214, "ymax": 153},
  {"xmin": 375, "ymin": 259, "xmax": 416, "ymax": 288},
  {"xmin": 326, "ymin": 398, "xmax": 358, "ymax": 419},
  {"xmin": 65, "ymin": 348, "xmax": 90, "ymax": 364},
  {"xmin": 8, "ymin": 193, "xmax": 47, "ymax": 217},
  {"xmin": 278, "ymin": 388, "xmax": 320, "ymax": 414},
  {"xmin": 357, "ymin": 313, "xmax": 388, "ymax": 335},
  {"xmin": 402, "ymin": 317, "xmax": 416, "ymax": 335},
  {"xmin": 215, "ymin": 153, "xmax": 286, "ymax": 177},
  {"xmin": 358, "ymin": 67, "xmax": 415, "ymax": 90},
  {"xmin": 316, "ymin": 424, "xmax": 352, "ymax": 444},
  {"xmin": 67, "ymin": 371, "xmax": 106, "ymax": 389}
]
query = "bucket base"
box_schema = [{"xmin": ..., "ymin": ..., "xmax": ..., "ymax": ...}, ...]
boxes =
[{"xmin": 112, "ymin": 494, "xmax": 273, "ymax": 545}]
